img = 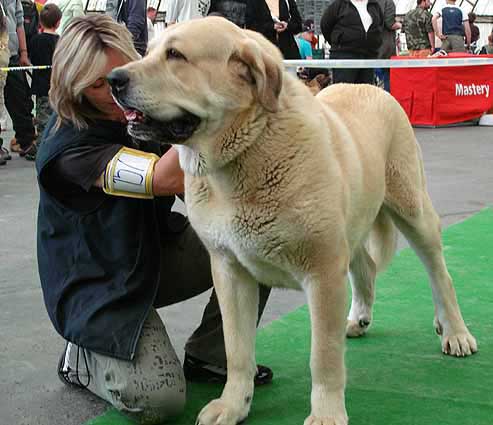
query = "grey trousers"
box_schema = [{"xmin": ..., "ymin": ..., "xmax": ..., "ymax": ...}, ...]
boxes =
[
  {"xmin": 65, "ymin": 224, "xmax": 271, "ymax": 424},
  {"xmin": 441, "ymin": 34, "xmax": 466, "ymax": 53}
]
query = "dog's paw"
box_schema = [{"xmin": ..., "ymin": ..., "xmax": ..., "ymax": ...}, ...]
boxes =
[
  {"xmin": 441, "ymin": 331, "xmax": 478, "ymax": 357},
  {"xmin": 346, "ymin": 318, "xmax": 371, "ymax": 338},
  {"xmin": 303, "ymin": 413, "xmax": 348, "ymax": 425},
  {"xmin": 434, "ymin": 317, "xmax": 478, "ymax": 357},
  {"xmin": 196, "ymin": 399, "xmax": 247, "ymax": 425}
]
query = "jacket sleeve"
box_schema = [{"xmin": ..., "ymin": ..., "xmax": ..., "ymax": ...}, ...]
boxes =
[
  {"xmin": 320, "ymin": 0, "xmax": 340, "ymax": 43},
  {"xmin": 286, "ymin": 0, "xmax": 302, "ymax": 35},
  {"xmin": 15, "ymin": 0, "xmax": 24, "ymax": 27},
  {"xmin": 208, "ymin": 0, "xmax": 217, "ymax": 14},
  {"xmin": 380, "ymin": 0, "xmax": 396, "ymax": 31},
  {"xmin": 125, "ymin": 0, "xmax": 146, "ymax": 40},
  {"xmin": 245, "ymin": 0, "xmax": 274, "ymax": 35},
  {"xmin": 402, "ymin": 12, "xmax": 408, "ymax": 33}
]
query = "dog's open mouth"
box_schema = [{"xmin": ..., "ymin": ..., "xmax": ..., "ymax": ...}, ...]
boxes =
[{"xmin": 122, "ymin": 106, "xmax": 201, "ymax": 144}]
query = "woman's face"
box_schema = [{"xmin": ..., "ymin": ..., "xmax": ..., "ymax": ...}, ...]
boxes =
[{"xmin": 83, "ymin": 49, "xmax": 130, "ymax": 122}]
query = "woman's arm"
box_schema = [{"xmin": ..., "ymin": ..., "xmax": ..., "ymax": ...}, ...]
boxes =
[
  {"xmin": 152, "ymin": 147, "xmax": 184, "ymax": 196},
  {"xmin": 95, "ymin": 146, "xmax": 184, "ymax": 196}
]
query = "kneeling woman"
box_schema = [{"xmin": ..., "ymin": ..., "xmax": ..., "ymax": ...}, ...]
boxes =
[{"xmin": 36, "ymin": 15, "xmax": 272, "ymax": 424}]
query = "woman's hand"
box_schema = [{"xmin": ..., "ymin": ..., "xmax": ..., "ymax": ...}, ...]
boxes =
[{"xmin": 274, "ymin": 21, "xmax": 288, "ymax": 33}]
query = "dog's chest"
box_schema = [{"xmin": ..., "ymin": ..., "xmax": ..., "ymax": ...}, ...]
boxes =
[{"xmin": 187, "ymin": 180, "xmax": 302, "ymax": 289}]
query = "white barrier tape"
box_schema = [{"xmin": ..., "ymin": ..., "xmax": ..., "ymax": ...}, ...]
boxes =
[
  {"xmin": 284, "ymin": 57, "xmax": 493, "ymax": 69},
  {"xmin": 0, "ymin": 65, "xmax": 52, "ymax": 72}
]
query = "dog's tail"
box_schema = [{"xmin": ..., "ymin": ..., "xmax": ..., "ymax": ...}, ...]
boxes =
[{"xmin": 367, "ymin": 209, "xmax": 397, "ymax": 273}]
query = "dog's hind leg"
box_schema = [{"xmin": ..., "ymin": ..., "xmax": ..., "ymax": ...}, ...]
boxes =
[
  {"xmin": 382, "ymin": 107, "xmax": 476, "ymax": 356},
  {"xmin": 347, "ymin": 246, "xmax": 376, "ymax": 337},
  {"xmin": 385, "ymin": 193, "xmax": 477, "ymax": 356},
  {"xmin": 196, "ymin": 253, "xmax": 258, "ymax": 425}
]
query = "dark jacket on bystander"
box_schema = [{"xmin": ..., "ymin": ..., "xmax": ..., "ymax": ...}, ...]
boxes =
[
  {"xmin": 245, "ymin": 0, "xmax": 302, "ymax": 59},
  {"xmin": 111, "ymin": 0, "xmax": 148, "ymax": 56},
  {"xmin": 321, "ymin": 0, "xmax": 384, "ymax": 58}
]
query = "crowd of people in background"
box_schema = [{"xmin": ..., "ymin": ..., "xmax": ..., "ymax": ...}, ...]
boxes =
[{"xmin": 0, "ymin": 0, "xmax": 492, "ymax": 167}]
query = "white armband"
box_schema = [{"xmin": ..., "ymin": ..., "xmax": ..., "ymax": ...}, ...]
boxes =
[{"xmin": 103, "ymin": 147, "xmax": 160, "ymax": 199}]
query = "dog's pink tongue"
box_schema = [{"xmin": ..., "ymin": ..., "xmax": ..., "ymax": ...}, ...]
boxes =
[{"xmin": 124, "ymin": 110, "xmax": 144, "ymax": 122}]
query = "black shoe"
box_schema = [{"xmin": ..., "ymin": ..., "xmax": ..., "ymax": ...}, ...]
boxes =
[
  {"xmin": 0, "ymin": 156, "xmax": 5, "ymax": 166},
  {"xmin": 57, "ymin": 341, "xmax": 91, "ymax": 389},
  {"xmin": 0, "ymin": 146, "xmax": 11, "ymax": 161},
  {"xmin": 183, "ymin": 353, "xmax": 273, "ymax": 386}
]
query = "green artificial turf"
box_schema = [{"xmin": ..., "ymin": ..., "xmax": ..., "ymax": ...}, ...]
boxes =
[{"xmin": 85, "ymin": 208, "xmax": 493, "ymax": 425}]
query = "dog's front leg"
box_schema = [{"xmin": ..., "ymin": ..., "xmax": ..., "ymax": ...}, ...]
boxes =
[
  {"xmin": 197, "ymin": 253, "xmax": 258, "ymax": 425},
  {"xmin": 303, "ymin": 262, "xmax": 349, "ymax": 425}
]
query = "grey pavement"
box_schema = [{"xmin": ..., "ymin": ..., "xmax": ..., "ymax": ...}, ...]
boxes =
[{"xmin": 1, "ymin": 125, "xmax": 492, "ymax": 425}]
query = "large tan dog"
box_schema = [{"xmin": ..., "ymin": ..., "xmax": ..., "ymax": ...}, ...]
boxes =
[{"xmin": 108, "ymin": 17, "xmax": 477, "ymax": 425}]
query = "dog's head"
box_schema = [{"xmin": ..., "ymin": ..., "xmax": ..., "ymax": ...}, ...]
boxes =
[{"xmin": 107, "ymin": 17, "xmax": 283, "ymax": 174}]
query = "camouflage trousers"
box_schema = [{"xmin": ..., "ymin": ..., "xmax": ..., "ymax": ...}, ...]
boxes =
[{"xmin": 35, "ymin": 96, "xmax": 53, "ymax": 142}]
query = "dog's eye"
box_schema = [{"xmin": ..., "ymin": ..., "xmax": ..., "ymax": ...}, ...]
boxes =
[{"xmin": 166, "ymin": 48, "xmax": 187, "ymax": 61}]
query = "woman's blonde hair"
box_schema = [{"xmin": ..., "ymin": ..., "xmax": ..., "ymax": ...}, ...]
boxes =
[{"xmin": 50, "ymin": 14, "xmax": 140, "ymax": 130}]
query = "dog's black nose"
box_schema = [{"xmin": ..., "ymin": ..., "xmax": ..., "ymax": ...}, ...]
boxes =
[{"xmin": 106, "ymin": 69, "xmax": 130, "ymax": 92}]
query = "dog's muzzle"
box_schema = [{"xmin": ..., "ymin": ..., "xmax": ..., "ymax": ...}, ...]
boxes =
[{"xmin": 107, "ymin": 70, "xmax": 201, "ymax": 144}]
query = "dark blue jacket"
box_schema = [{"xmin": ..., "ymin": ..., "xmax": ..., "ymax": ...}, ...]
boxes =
[
  {"xmin": 36, "ymin": 117, "xmax": 174, "ymax": 360},
  {"xmin": 117, "ymin": 0, "xmax": 148, "ymax": 56}
]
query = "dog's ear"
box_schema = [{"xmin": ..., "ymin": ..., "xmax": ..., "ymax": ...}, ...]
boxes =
[{"xmin": 232, "ymin": 38, "xmax": 283, "ymax": 112}]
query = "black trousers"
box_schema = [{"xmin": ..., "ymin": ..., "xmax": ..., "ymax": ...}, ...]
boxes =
[
  {"xmin": 154, "ymin": 223, "xmax": 271, "ymax": 366},
  {"xmin": 4, "ymin": 56, "xmax": 35, "ymax": 149},
  {"xmin": 330, "ymin": 51, "xmax": 375, "ymax": 85}
]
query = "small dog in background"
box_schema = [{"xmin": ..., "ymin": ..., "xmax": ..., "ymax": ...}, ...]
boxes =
[
  {"xmin": 298, "ymin": 68, "xmax": 332, "ymax": 95},
  {"xmin": 305, "ymin": 73, "xmax": 332, "ymax": 95}
]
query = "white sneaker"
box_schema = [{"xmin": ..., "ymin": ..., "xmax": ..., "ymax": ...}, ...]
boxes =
[{"xmin": 57, "ymin": 341, "xmax": 91, "ymax": 388}]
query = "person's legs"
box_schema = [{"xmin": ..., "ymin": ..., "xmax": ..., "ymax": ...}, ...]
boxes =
[
  {"xmin": 332, "ymin": 67, "xmax": 359, "ymax": 84},
  {"xmin": 381, "ymin": 68, "xmax": 390, "ymax": 92},
  {"xmin": 35, "ymin": 96, "xmax": 52, "ymax": 145},
  {"xmin": 357, "ymin": 68, "xmax": 376, "ymax": 85},
  {"xmin": 0, "ymin": 71, "xmax": 10, "ymax": 164},
  {"xmin": 154, "ymin": 223, "xmax": 271, "ymax": 367},
  {"xmin": 331, "ymin": 52, "xmax": 374, "ymax": 85},
  {"xmin": 154, "ymin": 224, "xmax": 214, "ymax": 307},
  {"xmin": 447, "ymin": 35, "xmax": 466, "ymax": 52},
  {"xmin": 440, "ymin": 37, "xmax": 454, "ymax": 53},
  {"xmin": 0, "ymin": 139, "xmax": 6, "ymax": 164},
  {"xmin": 184, "ymin": 284, "xmax": 271, "ymax": 367},
  {"xmin": 60, "ymin": 309, "xmax": 186, "ymax": 424},
  {"xmin": 4, "ymin": 57, "xmax": 36, "ymax": 152}
]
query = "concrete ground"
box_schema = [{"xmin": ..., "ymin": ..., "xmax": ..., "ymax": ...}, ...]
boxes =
[{"xmin": 1, "ymin": 125, "xmax": 492, "ymax": 425}]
